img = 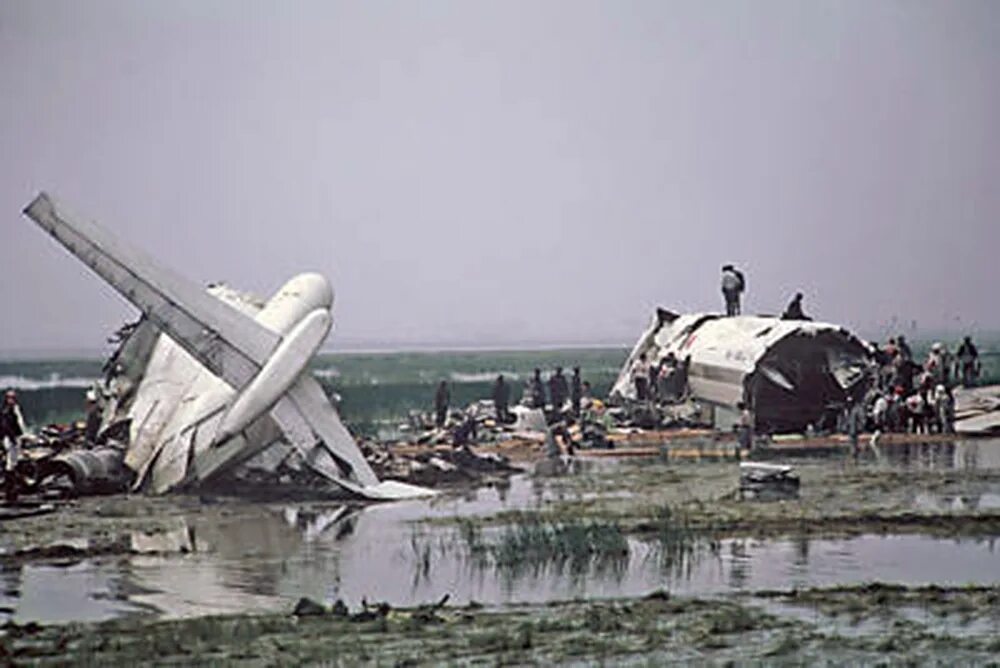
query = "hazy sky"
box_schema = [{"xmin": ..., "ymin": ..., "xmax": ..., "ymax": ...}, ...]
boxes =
[{"xmin": 1, "ymin": 0, "xmax": 997, "ymax": 353}]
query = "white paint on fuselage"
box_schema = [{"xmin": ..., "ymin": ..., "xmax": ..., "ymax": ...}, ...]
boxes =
[{"xmin": 126, "ymin": 274, "xmax": 334, "ymax": 493}]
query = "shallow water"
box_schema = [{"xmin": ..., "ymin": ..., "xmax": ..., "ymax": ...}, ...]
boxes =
[{"xmin": 2, "ymin": 466, "xmax": 999, "ymax": 624}]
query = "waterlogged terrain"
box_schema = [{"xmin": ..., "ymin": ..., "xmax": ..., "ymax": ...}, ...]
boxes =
[{"xmin": 2, "ymin": 439, "xmax": 1000, "ymax": 663}]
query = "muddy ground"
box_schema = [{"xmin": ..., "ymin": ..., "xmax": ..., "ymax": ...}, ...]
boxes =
[
  {"xmin": 2, "ymin": 442, "xmax": 1000, "ymax": 664},
  {"xmin": 5, "ymin": 585, "xmax": 1000, "ymax": 665},
  {"xmin": 433, "ymin": 454, "xmax": 1000, "ymax": 538}
]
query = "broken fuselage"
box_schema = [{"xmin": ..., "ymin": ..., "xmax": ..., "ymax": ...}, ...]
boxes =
[{"xmin": 612, "ymin": 310, "xmax": 873, "ymax": 433}]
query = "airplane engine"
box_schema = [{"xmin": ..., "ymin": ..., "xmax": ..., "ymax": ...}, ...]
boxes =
[
  {"xmin": 214, "ymin": 273, "xmax": 336, "ymax": 443},
  {"xmin": 256, "ymin": 273, "xmax": 334, "ymax": 335}
]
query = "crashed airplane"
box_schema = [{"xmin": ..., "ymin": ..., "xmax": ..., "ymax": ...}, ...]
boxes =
[
  {"xmin": 611, "ymin": 309, "xmax": 873, "ymax": 433},
  {"xmin": 23, "ymin": 192, "xmax": 430, "ymax": 500}
]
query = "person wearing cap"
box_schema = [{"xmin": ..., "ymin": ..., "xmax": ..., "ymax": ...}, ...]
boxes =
[{"xmin": 1, "ymin": 390, "xmax": 27, "ymax": 501}]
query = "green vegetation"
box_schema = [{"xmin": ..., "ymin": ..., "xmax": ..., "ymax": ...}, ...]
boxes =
[
  {"xmin": 3, "ymin": 348, "xmax": 627, "ymax": 429},
  {"xmin": 7, "ymin": 586, "xmax": 1000, "ymax": 665}
]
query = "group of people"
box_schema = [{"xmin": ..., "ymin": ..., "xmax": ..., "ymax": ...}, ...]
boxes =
[
  {"xmin": 632, "ymin": 352, "xmax": 688, "ymax": 403},
  {"xmin": 859, "ymin": 335, "xmax": 981, "ymax": 437},
  {"xmin": 524, "ymin": 367, "xmax": 589, "ymax": 418},
  {"xmin": 432, "ymin": 367, "xmax": 595, "ymax": 431}
]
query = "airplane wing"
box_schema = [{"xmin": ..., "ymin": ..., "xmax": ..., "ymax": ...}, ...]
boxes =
[{"xmin": 24, "ymin": 193, "xmax": 277, "ymax": 391}]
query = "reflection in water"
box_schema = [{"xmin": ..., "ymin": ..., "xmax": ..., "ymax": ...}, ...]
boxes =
[
  {"xmin": 118, "ymin": 479, "xmax": 1000, "ymax": 618},
  {"xmin": 3, "ymin": 440, "xmax": 1000, "ymax": 624},
  {"xmin": 877, "ymin": 439, "xmax": 1000, "ymax": 471}
]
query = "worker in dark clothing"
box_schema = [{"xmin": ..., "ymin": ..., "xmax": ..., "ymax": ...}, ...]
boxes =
[
  {"xmin": 570, "ymin": 367, "xmax": 583, "ymax": 417},
  {"xmin": 492, "ymin": 375, "xmax": 511, "ymax": 423},
  {"xmin": 433, "ymin": 381, "xmax": 450, "ymax": 428},
  {"xmin": 453, "ymin": 413, "xmax": 477, "ymax": 447},
  {"xmin": 647, "ymin": 359, "xmax": 661, "ymax": 401},
  {"xmin": 549, "ymin": 367, "xmax": 569, "ymax": 416},
  {"xmin": 634, "ymin": 354, "xmax": 649, "ymax": 401},
  {"xmin": 530, "ymin": 368, "xmax": 546, "ymax": 409},
  {"xmin": 897, "ymin": 335, "xmax": 913, "ymax": 361},
  {"xmin": 892, "ymin": 355, "xmax": 917, "ymax": 395},
  {"xmin": 1, "ymin": 390, "xmax": 27, "ymax": 503},
  {"xmin": 956, "ymin": 336, "xmax": 980, "ymax": 388},
  {"xmin": 721, "ymin": 265, "xmax": 745, "ymax": 316},
  {"xmin": 781, "ymin": 292, "xmax": 811, "ymax": 321}
]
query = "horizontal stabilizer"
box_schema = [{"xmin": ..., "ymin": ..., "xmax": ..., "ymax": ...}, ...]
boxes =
[{"xmin": 24, "ymin": 193, "xmax": 278, "ymax": 391}]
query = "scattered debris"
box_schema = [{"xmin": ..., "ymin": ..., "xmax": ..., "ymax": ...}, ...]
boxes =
[
  {"xmin": 739, "ymin": 462, "xmax": 800, "ymax": 501},
  {"xmin": 292, "ymin": 597, "xmax": 328, "ymax": 617},
  {"xmin": 954, "ymin": 384, "xmax": 1000, "ymax": 434}
]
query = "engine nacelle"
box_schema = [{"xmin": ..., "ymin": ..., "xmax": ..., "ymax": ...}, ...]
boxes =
[{"xmin": 214, "ymin": 307, "xmax": 331, "ymax": 445}]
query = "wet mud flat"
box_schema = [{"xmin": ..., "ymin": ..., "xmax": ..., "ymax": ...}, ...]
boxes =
[
  {"xmin": 5, "ymin": 585, "xmax": 1000, "ymax": 665},
  {"xmin": 455, "ymin": 439, "xmax": 1000, "ymax": 539},
  {"xmin": 1, "ymin": 439, "xmax": 999, "ymax": 663}
]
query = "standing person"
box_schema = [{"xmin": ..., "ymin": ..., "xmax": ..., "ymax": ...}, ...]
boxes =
[
  {"xmin": 647, "ymin": 358, "xmax": 661, "ymax": 401},
  {"xmin": 634, "ymin": 354, "xmax": 649, "ymax": 401},
  {"xmin": 935, "ymin": 385, "xmax": 955, "ymax": 434},
  {"xmin": 492, "ymin": 375, "xmax": 510, "ymax": 424},
  {"xmin": 872, "ymin": 392, "xmax": 889, "ymax": 432},
  {"xmin": 896, "ymin": 335, "xmax": 913, "ymax": 361},
  {"xmin": 580, "ymin": 381, "xmax": 594, "ymax": 412},
  {"xmin": 529, "ymin": 368, "xmax": 546, "ymax": 409},
  {"xmin": 736, "ymin": 401, "xmax": 753, "ymax": 452},
  {"xmin": 905, "ymin": 392, "xmax": 926, "ymax": 434},
  {"xmin": 433, "ymin": 381, "xmax": 450, "ymax": 428},
  {"xmin": 84, "ymin": 390, "xmax": 102, "ymax": 445},
  {"xmin": 549, "ymin": 367, "xmax": 569, "ymax": 416},
  {"xmin": 658, "ymin": 353, "xmax": 679, "ymax": 402},
  {"xmin": 844, "ymin": 395, "xmax": 865, "ymax": 454},
  {"xmin": 925, "ymin": 343, "xmax": 946, "ymax": 386},
  {"xmin": 892, "ymin": 353, "xmax": 916, "ymax": 395},
  {"xmin": 721, "ymin": 265, "xmax": 744, "ymax": 316},
  {"xmin": 956, "ymin": 336, "xmax": 980, "ymax": 388},
  {"xmin": 1, "ymin": 390, "xmax": 27, "ymax": 502},
  {"xmin": 570, "ymin": 367, "xmax": 583, "ymax": 417}
]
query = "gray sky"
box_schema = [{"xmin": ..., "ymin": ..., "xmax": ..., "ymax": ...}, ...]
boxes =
[{"xmin": 1, "ymin": 0, "xmax": 998, "ymax": 353}]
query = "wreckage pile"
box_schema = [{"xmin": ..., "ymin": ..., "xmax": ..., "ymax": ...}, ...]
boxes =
[{"xmin": 5, "ymin": 407, "xmax": 523, "ymax": 502}]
